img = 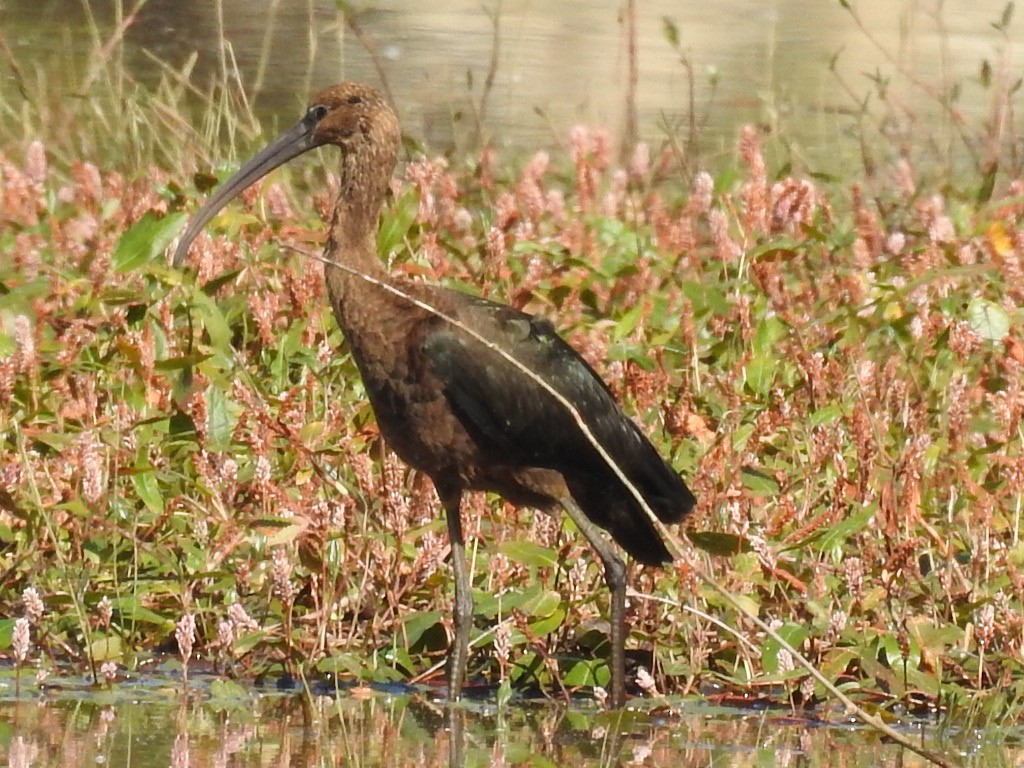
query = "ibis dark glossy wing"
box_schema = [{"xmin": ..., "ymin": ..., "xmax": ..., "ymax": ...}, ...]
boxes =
[{"xmin": 423, "ymin": 292, "xmax": 695, "ymax": 564}]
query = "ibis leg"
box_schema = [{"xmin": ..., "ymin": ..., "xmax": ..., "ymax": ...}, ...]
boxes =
[
  {"xmin": 445, "ymin": 704, "xmax": 466, "ymax": 768},
  {"xmin": 439, "ymin": 485, "xmax": 473, "ymax": 700},
  {"xmin": 561, "ymin": 498, "xmax": 627, "ymax": 709}
]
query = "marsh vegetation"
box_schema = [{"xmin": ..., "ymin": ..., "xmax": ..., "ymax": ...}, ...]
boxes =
[{"xmin": 2, "ymin": 1, "xmax": 1024, "ymax": 765}]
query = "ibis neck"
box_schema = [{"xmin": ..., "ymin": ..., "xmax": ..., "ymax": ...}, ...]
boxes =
[
  {"xmin": 327, "ymin": 153, "xmax": 393, "ymax": 263},
  {"xmin": 323, "ymin": 156, "xmax": 393, "ymax": 319}
]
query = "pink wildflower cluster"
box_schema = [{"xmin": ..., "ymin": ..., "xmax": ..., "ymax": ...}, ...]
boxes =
[{"xmin": 405, "ymin": 157, "xmax": 471, "ymax": 273}]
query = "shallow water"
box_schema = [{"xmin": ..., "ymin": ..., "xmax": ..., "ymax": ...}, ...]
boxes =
[
  {"xmin": 0, "ymin": 674, "xmax": 1018, "ymax": 767},
  {"xmin": 1, "ymin": 0, "xmax": 1020, "ymax": 171}
]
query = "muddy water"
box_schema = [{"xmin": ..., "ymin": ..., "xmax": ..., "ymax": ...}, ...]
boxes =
[{"xmin": 1, "ymin": 0, "xmax": 1019, "ymax": 170}]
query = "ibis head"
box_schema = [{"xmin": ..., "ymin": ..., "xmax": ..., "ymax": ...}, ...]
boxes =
[{"xmin": 172, "ymin": 82, "xmax": 398, "ymax": 268}]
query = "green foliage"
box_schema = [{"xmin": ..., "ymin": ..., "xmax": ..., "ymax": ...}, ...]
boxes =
[
  {"xmin": 113, "ymin": 212, "xmax": 187, "ymax": 272},
  {"xmin": 2, "ymin": 78, "xmax": 1024, "ymax": 741}
]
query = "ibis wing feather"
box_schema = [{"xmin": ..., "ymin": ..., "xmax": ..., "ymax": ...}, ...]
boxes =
[{"xmin": 422, "ymin": 293, "xmax": 695, "ymax": 564}]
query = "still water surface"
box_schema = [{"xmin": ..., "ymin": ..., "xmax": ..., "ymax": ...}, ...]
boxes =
[
  {"xmin": 1, "ymin": 0, "xmax": 1019, "ymax": 171},
  {"xmin": 0, "ymin": 676, "xmax": 1009, "ymax": 767}
]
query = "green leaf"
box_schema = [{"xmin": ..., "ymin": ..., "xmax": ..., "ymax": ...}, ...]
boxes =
[
  {"xmin": 317, "ymin": 652, "xmax": 363, "ymax": 677},
  {"xmin": 204, "ymin": 383, "xmax": 240, "ymax": 451},
  {"xmin": 701, "ymin": 586, "xmax": 759, "ymax": 616},
  {"xmin": 744, "ymin": 353, "xmax": 775, "ymax": 395},
  {"xmin": 904, "ymin": 663, "xmax": 942, "ymax": 695},
  {"xmin": 300, "ymin": 421, "xmax": 326, "ymax": 443},
  {"xmin": 155, "ymin": 353, "xmax": 212, "ymax": 371},
  {"xmin": 188, "ymin": 289, "xmax": 234, "ymax": 352},
  {"xmin": 819, "ymin": 647, "xmax": 858, "ymax": 682},
  {"xmin": 113, "ymin": 212, "xmax": 187, "ymax": 272},
  {"xmin": 265, "ymin": 524, "xmax": 305, "ymax": 547},
  {"xmin": 89, "ymin": 635, "xmax": 122, "ymax": 662},
  {"xmin": 201, "ymin": 269, "xmax": 243, "ymax": 296},
  {"xmin": 0, "ymin": 618, "xmax": 13, "ymax": 648},
  {"xmin": 809, "ymin": 403, "xmax": 843, "ymax": 427},
  {"xmin": 475, "ymin": 584, "xmax": 538, "ymax": 619},
  {"xmin": 762, "ymin": 622, "xmax": 810, "ymax": 674},
  {"xmin": 233, "ymin": 630, "xmax": 269, "ymax": 656},
  {"xmin": 741, "ymin": 466, "xmax": 780, "ymax": 496},
  {"xmin": 562, "ymin": 658, "xmax": 602, "ymax": 687},
  {"xmin": 100, "ymin": 198, "xmax": 121, "ymax": 221},
  {"xmin": 966, "ymin": 298, "xmax": 1010, "ymax": 341},
  {"xmin": 131, "ymin": 469, "xmax": 164, "ymax": 514},
  {"xmin": 520, "ymin": 589, "xmax": 561, "ymax": 619},
  {"xmin": 730, "ymin": 423, "xmax": 755, "ymax": 451},
  {"xmin": 111, "ymin": 596, "xmax": 173, "ymax": 628},
  {"xmin": 0, "ymin": 332, "xmax": 15, "ymax": 358},
  {"xmin": 687, "ymin": 529, "xmax": 752, "ymax": 556},
  {"xmin": 752, "ymin": 316, "xmax": 787, "ymax": 356},
  {"xmin": 681, "ymin": 281, "xmax": 729, "ymax": 316},
  {"xmin": 878, "ymin": 633, "xmax": 919, "ymax": 671},
  {"xmin": 612, "ymin": 302, "xmax": 644, "ymax": 341},
  {"xmin": 400, "ymin": 610, "xmax": 444, "ymax": 648},
  {"xmin": 529, "ymin": 606, "xmax": 566, "ymax": 636},
  {"xmin": 809, "ymin": 503, "xmax": 876, "ymax": 553},
  {"xmin": 498, "ymin": 540, "xmax": 559, "ymax": 569},
  {"xmin": 205, "ymin": 209, "xmax": 260, "ymax": 232},
  {"xmin": 377, "ymin": 189, "xmax": 419, "ymax": 256}
]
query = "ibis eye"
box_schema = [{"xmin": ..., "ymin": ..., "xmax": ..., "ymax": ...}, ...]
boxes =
[{"xmin": 308, "ymin": 104, "xmax": 329, "ymax": 122}]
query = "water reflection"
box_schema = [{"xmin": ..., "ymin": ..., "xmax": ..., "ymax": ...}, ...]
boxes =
[{"xmin": 0, "ymin": 683, "xmax": 1014, "ymax": 767}]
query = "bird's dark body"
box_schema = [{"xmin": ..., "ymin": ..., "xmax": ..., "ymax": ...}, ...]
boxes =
[
  {"xmin": 326, "ymin": 272, "xmax": 693, "ymax": 566},
  {"xmin": 174, "ymin": 81, "xmax": 696, "ymax": 708}
]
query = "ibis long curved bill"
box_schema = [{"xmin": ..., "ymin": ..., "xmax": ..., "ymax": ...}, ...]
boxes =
[{"xmin": 172, "ymin": 108, "xmax": 326, "ymax": 267}]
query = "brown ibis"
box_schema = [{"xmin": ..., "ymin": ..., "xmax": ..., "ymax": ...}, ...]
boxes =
[{"xmin": 172, "ymin": 81, "xmax": 696, "ymax": 707}]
